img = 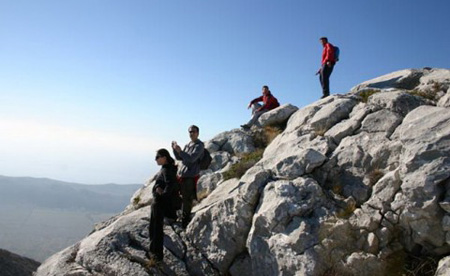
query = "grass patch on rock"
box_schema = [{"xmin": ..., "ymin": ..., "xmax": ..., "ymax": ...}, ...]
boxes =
[
  {"xmin": 252, "ymin": 125, "xmax": 283, "ymax": 148},
  {"xmin": 222, "ymin": 124, "xmax": 283, "ymax": 181},
  {"xmin": 385, "ymin": 250, "xmax": 440, "ymax": 276},
  {"xmin": 358, "ymin": 88, "xmax": 381, "ymax": 103},
  {"xmin": 222, "ymin": 149, "xmax": 264, "ymax": 180}
]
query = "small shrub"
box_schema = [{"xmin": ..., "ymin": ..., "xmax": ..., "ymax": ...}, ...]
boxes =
[
  {"xmin": 133, "ymin": 195, "xmax": 141, "ymax": 206},
  {"xmin": 358, "ymin": 89, "xmax": 380, "ymax": 103},
  {"xmin": 252, "ymin": 125, "xmax": 283, "ymax": 148},
  {"xmin": 335, "ymin": 201, "xmax": 356, "ymax": 219},
  {"xmin": 404, "ymin": 255, "xmax": 439, "ymax": 276},
  {"xmin": 314, "ymin": 125, "xmax": 329, "ymax": 137},
  {"xmin": 386, "ymin": 250, "xmax": 440, "ymax": 276},
  {"xmin": 368, "ymin": 168, "xmax": 384, "ymax": 186},
  {"xmin": 222, "ymin": 149, "xmax": 264, "ymax": 180},
  {"xmin": 407, "ymin": 89, "xmax": 438, "ymax": 101}
]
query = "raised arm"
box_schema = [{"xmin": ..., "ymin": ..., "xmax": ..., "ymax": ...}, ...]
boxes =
[{"xmin": 179, "ymin": 142, "xmax": 204, "ymax": 164}]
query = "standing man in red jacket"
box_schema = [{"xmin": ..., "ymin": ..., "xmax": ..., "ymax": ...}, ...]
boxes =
[
  {"xmin": 241, "ymin": 85, "xmax": 280, "ymax": 130},
  {"xmin": 316, "ymin": 37, "xmax": 336, "ymax": 99}
]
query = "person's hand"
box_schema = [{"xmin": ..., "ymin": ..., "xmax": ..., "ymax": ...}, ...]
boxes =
[
  {"xmin": 326, "ymin": 61, "xmax": 331, "ymax": 66},
  {"xmin": 315, "ymin": 69, "xmax": 321, "ymax": 75},
  {"xmin": 174, "ymin": 144, "xmax": 181, "ymax": 153},
  {"xmin": 156, "ymin": 187, "xmax": 163, "ymax": 195},
  {"xmin": 247, "ymin": 103, "xmax": 252, "ymax": 109}
]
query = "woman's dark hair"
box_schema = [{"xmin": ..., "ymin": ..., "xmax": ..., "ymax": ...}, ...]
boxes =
[{"xmin": 156, "ymin": 148, "xmax": 175, "ymax": 165}]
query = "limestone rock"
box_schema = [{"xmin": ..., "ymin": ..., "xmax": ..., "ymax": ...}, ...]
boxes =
[
  {"xmin": 358, "ymin": 109, "xmax": 403, "ymax": 137},
  {"xmin": 436, "ymin": 256, "xmax": 450, "ymax": 276},
  {"xmin": 438, "ymin": 88, "xmax": 450, "ymax": 108},
  {"xmin": 205, "ymin": 129, "xmax": 255, "ymax": 154},
  {"xmin": 309, "ymin": 96, "xmax": 359, "ymax": 133},
  {"xmin": 416, "ymin": 68, "xmax": 450, "ymax": 93},
  {"xmin": 367, "ymin": 90, "xmax": 427, "ymax": 117},
  {"xmin": 196, "ymin": 172, "xmax": 222, "ymax": 200},
  {"xmin": 351, "ymin": 68, "xmax": 424, "ymax": 91},
  {"xmin": 247, "ymin": 177, "xmax": 332, "ymax": 276},
  {"xmin": 257, "ymin": 103, "xmax": 299, "ymax": 127},
  {"xmin": 35, "ymin": 68, "xmax": 450, "ymax": 276},
  {"xmin": 186, "ymin": 168, "xmax": 271, "ymax": 273}
]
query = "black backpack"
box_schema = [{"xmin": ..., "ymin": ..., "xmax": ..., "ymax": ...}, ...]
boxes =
[{"xmin": 198, "ymin": 149, "xmax": 212, "ymax": 170}]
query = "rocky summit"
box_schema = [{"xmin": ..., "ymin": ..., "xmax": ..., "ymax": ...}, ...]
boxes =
[{"xmin": 35, "ymin": 68, "xmax": 450, "ymax": 276}]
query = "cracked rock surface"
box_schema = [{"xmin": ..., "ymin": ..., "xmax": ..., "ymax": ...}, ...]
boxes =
[{"xmin": 36, "ymin": 68, "xmax": 450, "ymax": 276}]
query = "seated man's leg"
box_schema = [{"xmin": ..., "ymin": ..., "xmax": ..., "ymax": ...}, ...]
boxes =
[
  {"xmin": 242, "ymin": 103, "xmax": 265, "ymax": 128},
  {"xmin": 251, "ymin": 103, "xmax": 262, "ymax": 115}
]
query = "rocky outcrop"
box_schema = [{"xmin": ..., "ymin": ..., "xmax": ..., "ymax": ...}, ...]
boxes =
[
  {"xmin": 36, "ymin": 68, "xmax": 450, "ymax": 276},
  {"xmin": 351, "ymin": 68, "xmax": 450, "ymax": 94},
  {"xmin": 0, "ymin": 248, "xmax": 40, "ymax": 276},
  {"xmin": 257, "ymin": 103, "xmax": 299, "ymax": 127}
]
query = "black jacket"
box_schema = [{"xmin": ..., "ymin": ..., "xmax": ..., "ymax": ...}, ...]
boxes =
[{"xmin": 153, "ymin": 163, "xmax": 178, "ymax": 199}]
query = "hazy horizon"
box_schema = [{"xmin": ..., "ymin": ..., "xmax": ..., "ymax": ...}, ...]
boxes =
[{"xmin": 0, "ymin": 175, "xmax": 141, "ymax": 261}]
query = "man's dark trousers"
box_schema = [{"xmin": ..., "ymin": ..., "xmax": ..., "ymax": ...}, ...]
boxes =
[
  {"xmin": 180, "ymin": 177, "xmax": 196, "ymax": 228},
  {"xmin": 320, "ymin": 63, "xmax": 334, "ymax": 97}
]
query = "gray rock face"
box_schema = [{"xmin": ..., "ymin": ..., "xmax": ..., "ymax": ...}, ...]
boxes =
[
  {"xmin": 35, "ymin": 68, "xmax": 450, "ymax": 276},
  {"xmin": 257, "ymin": 103, "xmax": 299, "ymax": 127},
  {"xmin": 247, "ymin": 177, "xmax": 332, "ymax": 276},
  {"xmin": 205, "ymin": 129, "xmax": 255, "ymax": 154},
  {"xmin": 351, "ymin": 68, "xmax": 450, "ymax": 93},
  {"xmin": 438, "ymin": 88, "xmax": 450, "ymax": 108},
  {"xmin": 367, "ymin": 90, "xmax": 427, "ymax": 117},
  {"xmin": 436, "ymin": 256, "xmax": 450, "ymax": 276}
]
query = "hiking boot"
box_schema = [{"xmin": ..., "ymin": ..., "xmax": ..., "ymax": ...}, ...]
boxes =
[
  {"xmin": 320, "ymin": 94, "xmax": 329, "ymax": 99},
  {"xmin": 240, "ymin": 124, "xmax": 250, "ymax": 130}
]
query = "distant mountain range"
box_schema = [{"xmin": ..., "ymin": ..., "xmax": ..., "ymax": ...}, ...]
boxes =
[
  {"xmin": 0, "ymin": 248, "xmax": 40, "ymax": 276},
  {"xmin": 0, "ymin": 175, "xmax": 142, "ymax": 262}
]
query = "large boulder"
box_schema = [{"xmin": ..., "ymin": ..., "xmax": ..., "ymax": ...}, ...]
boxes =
[
  {"xmin": 257, "ymin": 103, "xmax": 299, "ymax": 127},
  {"xmin": 187, "ymin": 168, "xmax": 271, "ymax": 273},
  {"xmin": 247, "ymin": 177, "xmax": 333, "ymax": 275},
  {"xmin": 366, "ymin": 90, "xmax": 428, "ymax": 117},
  {"xmin": 351, "ymin": 69, "xmax": 424, "ymax": 91},
  {"xmin": 205, "ymin": 129, "xmax": 255, "ymax": 154},
  {"xmin": 391, "ymin": 105, "xmax": 450, "ymax": 253}
]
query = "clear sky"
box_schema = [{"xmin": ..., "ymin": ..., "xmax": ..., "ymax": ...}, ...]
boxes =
[{"xmin": 1, "ymin": 0, "xmax": 449, "ymax": 184}]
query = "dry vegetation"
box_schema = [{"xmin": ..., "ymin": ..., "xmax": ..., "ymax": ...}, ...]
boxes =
[{"xmin": 222, "ymin": 125, "xmax": 283, "ymax": 180}]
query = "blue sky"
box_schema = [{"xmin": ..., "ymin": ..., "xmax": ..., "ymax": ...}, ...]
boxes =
[{"xmin": 1, "ymin": 0, "xmax": 449, "ymax": 184}]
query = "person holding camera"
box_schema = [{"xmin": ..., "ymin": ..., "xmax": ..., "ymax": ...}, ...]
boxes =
[{"xmin": 172, "ymin": 125, "xmax": 204, "ymax": 229}]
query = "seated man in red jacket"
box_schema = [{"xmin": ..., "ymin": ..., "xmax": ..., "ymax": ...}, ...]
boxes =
[{"xmin": 241, "ymin": 85, "xmax": 280, "ymax": 129}]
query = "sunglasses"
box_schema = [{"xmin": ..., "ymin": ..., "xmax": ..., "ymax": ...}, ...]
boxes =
[{"xmin": 155, "ymin": 155, "xmax": 163, "ymax": 160}]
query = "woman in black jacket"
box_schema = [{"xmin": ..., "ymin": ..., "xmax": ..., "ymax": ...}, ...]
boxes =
[{"xmin": 149, "ymin": 148, "xmax": 178, "ymax": 263}]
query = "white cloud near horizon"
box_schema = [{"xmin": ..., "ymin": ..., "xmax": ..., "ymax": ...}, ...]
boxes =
[{"xmin": 0, "ymin": 119, "xmax": 162, "ymax": 184}]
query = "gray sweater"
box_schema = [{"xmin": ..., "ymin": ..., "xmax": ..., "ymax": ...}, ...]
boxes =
[{"xmin": 173, "ymin": 139, "xmax": 204, "ymax": 177}]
